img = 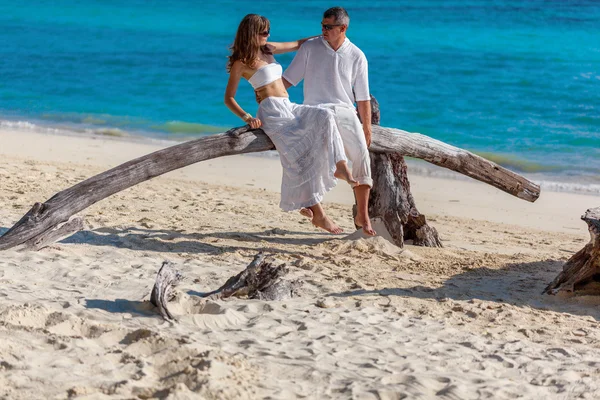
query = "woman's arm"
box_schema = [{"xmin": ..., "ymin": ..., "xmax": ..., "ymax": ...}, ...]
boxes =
[
  {"xmin": 224, "ymin": 61, "xmax": 262, "ymax": 129},
  {"xmin": 267, "ymin": 35, "xmax": 318, "ymax": 54}
]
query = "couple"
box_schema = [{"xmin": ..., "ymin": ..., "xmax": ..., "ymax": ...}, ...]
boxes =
[{"xmin": 224, "ymin": 7, "xmax": 375, "ymax": 236}]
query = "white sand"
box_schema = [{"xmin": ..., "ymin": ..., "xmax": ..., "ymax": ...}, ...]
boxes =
[{"xmin": 1, "ymin": 127, "xmax": 600, "ymax": 399}]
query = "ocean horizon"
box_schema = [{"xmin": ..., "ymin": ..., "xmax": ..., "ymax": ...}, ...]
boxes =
[{"xmin": 1, "ymin": 1, "xmax": 599, "ymax": 192}]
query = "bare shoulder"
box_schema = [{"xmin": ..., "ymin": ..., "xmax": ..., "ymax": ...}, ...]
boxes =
[
  {"xmin": 231, "ymin": 60, "xmax": 245, "ymax": 71},
  {"xmin": 231, "ymin": 60, "xmax": 253, "ymax": 76}
]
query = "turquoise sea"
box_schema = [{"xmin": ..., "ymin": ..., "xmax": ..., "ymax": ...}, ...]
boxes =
[{"xmin": 1, "ymin": 1, "xmax": 599, "ymax": 190}]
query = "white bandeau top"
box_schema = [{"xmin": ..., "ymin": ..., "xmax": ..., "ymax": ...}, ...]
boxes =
[{"xmin": 248, "ymin": 63, "xmax": 282, "ymax": 89}]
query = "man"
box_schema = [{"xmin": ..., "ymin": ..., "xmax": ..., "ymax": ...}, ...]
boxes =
[{"xmin": 283, "ymin": 6, "xmax": 375, "ymax": 236}]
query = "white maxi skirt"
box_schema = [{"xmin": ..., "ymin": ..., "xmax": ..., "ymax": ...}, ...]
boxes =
[{"xmin": 257, "ymin": 97, "xmax": 347, "ymax": 211}]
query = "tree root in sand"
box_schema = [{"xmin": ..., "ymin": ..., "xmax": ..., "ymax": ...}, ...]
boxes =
[
  {"xmin": 150, "ymin": 253, "xmax": 302, "ymax": 321},
  {"xmin": 202, "ymin": 253, "xmax": 302, "ymax": 301}
]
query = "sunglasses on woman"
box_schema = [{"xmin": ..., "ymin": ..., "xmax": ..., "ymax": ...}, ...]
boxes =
[{"xmin": 259, "ymin": 30, "xmax": 270, "ymax": 37}]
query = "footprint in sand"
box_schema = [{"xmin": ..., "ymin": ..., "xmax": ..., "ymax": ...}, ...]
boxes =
[
  {"xmin": 0, "ymin": 304, "xmax": 107, "ymax": 339},
  {"xmin": 320, "ymin": 235, "xmax": 408, "ymax": 261}
]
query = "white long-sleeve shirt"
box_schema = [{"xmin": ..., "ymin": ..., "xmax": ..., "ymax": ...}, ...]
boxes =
[{"xmin": 283, "ymin": 37, "xmax": 370, "ymax": 107}]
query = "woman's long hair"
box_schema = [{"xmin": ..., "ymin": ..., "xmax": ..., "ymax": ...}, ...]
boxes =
[{"xmin": 227, "ymin": 14, "xmax": 271, "ymax": 72}]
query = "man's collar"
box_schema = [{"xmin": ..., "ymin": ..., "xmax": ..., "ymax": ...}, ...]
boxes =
[{"xmin": 321, "ymin": 37, "xmax": 350, "ymax": 53}]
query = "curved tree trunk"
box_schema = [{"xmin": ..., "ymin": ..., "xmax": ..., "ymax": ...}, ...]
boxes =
[
  {"xmin": 0, "ymin": 126, "xmax": 270, "ymax": 251},
  {"xmin": 0, "ymin": 124, "xmax": 539, "ymax": 251}
]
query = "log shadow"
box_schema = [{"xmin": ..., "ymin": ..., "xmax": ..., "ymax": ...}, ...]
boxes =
[
  {"xmin": 88, "ymin": 226, "xmax": 332, "ymax": 245},
  {"xmin": 328, "ymin": 259, "xmax": 600, "ymax": 321},
  {"xmin": 61, "ymin": 227, "xmax": 336, "ymax": 260},
  {"xmin": 0, "ymin": 227, "xmax": 8, "ymax": 236},
  {"xmin": 62, "ymin": 229, "xmax": 220, "ymax": 254},
  {"xmin": 85, "ymin": 298, "xmax": 156, "ymax": 317}
]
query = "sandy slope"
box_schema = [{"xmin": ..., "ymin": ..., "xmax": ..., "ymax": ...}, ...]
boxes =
[{"xmin": 1, "ymin": 128, "xmax": 600, "ymax": 399}]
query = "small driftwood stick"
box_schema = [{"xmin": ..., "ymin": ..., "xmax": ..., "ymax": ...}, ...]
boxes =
[
  {"xmin": 150, "ymin": 261, "xmax": 183, "ymax": 321},
  {"xmin": 203, "ymin": 253, "xmax": 301, "ymax": 301},
  {"xmin": 20, "ymin": 216, "xmax": 84, "ymax": 251},
  {"xmin": 544, "ymin": 208, "xmax": 600, "ymax": 295}
]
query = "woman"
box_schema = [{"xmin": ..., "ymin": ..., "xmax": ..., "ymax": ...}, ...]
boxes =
[{"xmin": 224, "ymin": 14, "xmax": 355, "ymax": 234}]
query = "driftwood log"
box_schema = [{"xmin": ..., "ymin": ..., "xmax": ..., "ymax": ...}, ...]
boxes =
[
  {"xmin": 150, "ymin": 261, "xmax": 183, "ymax": 321},
  {"xmin": 544, "ymin": 208, "xmax": 600, "ymax": 295},
  {"xmin": 202, "ymin": 253, "xmax": 301, "ymax": 301},
  {"xmin": 355, "ymin": 96, "xmax": 441, "ymax": 247},
  {"xmin": 0, "ymin": 119, "xmax": 540, "ymax": 251}
]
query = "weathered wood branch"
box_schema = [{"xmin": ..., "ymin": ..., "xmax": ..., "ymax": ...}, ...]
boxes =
[
  {"xmin": 544, "ymin": 208, "xmax": 600, "ymax": 295},
  {"xmin": 150, "ymin": 261, "xmax": 183, "ymax": 321},
  {"xmin": 0, "ymin": 124, "xmax": 539, "ymax": 251},
  {"xmin": 0, "ymin": 126, "xmax": 269, "ymax": 251},
  {"xmin": 202, "ymin": 253, "xmax": 302, "ymax": 301},
  {"xmin": 370, "ymin": 126, "xmax": 539, "ymax": 202}
]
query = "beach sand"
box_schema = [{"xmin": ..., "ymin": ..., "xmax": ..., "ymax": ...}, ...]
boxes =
[{"xmin": 1, "ymin": 128, "xmax": 600, "ymax": 399}]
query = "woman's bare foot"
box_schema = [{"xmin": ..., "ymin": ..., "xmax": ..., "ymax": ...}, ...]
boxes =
[
  {"xmin": 334, "ymin": 161, "xmax": 358, "ymax": 187},
  {"xmin": 299, "ymin": 208, "xmax": 313, "ymax": 219},
  {"xmin": 312, "ymin": 215, "xmax": 343, "ymax": 234},
  {"xmin": 355, "ymin": 215, "xmax": 376, "ymax": 236}
]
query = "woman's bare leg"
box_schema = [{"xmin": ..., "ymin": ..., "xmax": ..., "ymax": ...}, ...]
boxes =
[
  {"xmin": 308, "ymin": 203, "xmax": 343, "ymax": 234},
  {"xmin": 334, "ymin": 161, "xmax": 357, "ymax": 187}
]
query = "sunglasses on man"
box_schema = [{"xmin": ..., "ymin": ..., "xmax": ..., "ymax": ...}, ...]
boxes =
[{"xmin": 322, "ymin": 24, "xmax": 343, "ymax": 31}]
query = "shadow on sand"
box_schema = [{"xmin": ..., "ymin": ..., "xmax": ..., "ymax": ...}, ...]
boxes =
[
  {"xmin": 328, "ymin": 259, "xmax": 600, "ymax": 320},
  {"xmin": 85, "ymin": 298, "xmax": 157, "ymax": 317},
  {"xmin": 61, "ymin": 226, "xmax": 338, "ymax": 259}
]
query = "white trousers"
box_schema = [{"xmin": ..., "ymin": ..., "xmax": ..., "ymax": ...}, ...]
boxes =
[
  {"xmin": 322, "ymin": 105, "xmax": 373, "ymax": 188},
  {"xmin": 258, "ymin": 97, "xmax": 347, "ymax": 211}
]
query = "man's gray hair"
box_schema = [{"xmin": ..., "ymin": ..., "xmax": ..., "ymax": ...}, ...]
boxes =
[{"xmin": 323, "ymin": 7, "xmax": 350, "ymax": 26}]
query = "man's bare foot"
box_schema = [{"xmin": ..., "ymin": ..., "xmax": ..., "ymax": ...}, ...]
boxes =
[
  {"xmin": 355, "ymin": 215, "xmax": 376, "ymax": 236},
  {"xmin": 334, "ymin": 162, "xmax": 358, "ymax": 187},
  {"xmin": 312, "ymin": 215, "xmax": 343, "ymax": 234},
  {"xmin": 299, "ymin": 208, "xmax": 313, "ymax": 219}
]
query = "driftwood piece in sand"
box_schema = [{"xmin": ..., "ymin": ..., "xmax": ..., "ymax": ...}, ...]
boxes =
[
  {"xmin": 150, "ymin": 261, "xmax": 183, "ymax": 321},
  {"xmin": 544, "ymin": 208, "xmax": 600, "ymax": 295},
  {"xmin": 355, "ymin": 97, "xmax": 441, "ymax": 248},
  {"xmin": 202, "ymin": 253, "xmax": 302, "ymax": 301},
  {"xmin": 149, "ymin": 255, "xmax": 299, "ymax": 322},
  {"xmin": 0, "ymin": 121, "xmax": 539, "ymax": 251}
]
